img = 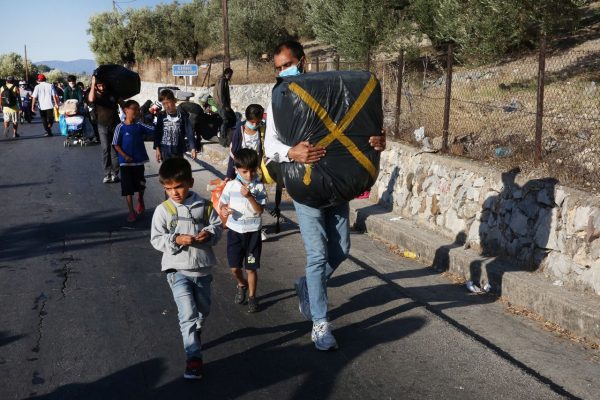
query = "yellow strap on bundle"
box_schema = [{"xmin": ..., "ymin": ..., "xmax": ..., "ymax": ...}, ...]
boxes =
[{"xmin": 288, "ymin": 75, "xmax": 378, "ymax": 186}]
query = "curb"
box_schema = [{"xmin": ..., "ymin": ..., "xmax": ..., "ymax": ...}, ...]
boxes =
[{"xmin": 349, "ymin": 199, "xmax": 600, "ymax": 343}]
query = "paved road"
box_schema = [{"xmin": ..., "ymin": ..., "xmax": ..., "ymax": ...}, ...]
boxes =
[{"xmin": 0, "ymin": 119, "xmax": 596, "ymax": 399}]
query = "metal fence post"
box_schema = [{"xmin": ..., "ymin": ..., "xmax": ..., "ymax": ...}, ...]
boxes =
[
  {"xmin": 535, "ymin": 35, "xmax": 547, "ymax": 164},
  {"xmin": 316, "ymin": 56, "xmax": 320, "ymax": 72},
  {"xmin": 335, "ymin": 55, "xmax": 340, "ymax": 71},
  {"xmin": 394, "ymin": 51, "xmax": 404, "ymax": 138},
  {"xmin": 442, "ymin": 43, "xmax": 454, "ymax": 153}
]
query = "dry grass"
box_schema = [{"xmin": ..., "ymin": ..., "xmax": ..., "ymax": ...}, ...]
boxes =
[{"xmin": 390, "ymin": 44, "xmax": 600, "ymax": 191}]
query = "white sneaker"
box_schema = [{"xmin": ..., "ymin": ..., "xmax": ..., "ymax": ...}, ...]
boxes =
[
  {"xmin": 102, "ymin": 174, "xmax": 111, "ymax": 184},
  {"xmin": 261, "ymin": 229, "xmax": 268, "ymax": 241},
  {"xmin": 311, "ymin": 321, "xmax": 338, "ymax": 351},
  {"xmin": 294, "ymin": 277, "xmax": 311, "ymax": 320}
]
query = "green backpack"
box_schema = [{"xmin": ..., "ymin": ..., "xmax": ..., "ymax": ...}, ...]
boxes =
[{"xmin": 162, "ymin": 200, "xmax": 213, "ymax": 234}]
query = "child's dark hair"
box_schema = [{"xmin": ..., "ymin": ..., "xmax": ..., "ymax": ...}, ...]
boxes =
[
  {"xmin": 159, "ymin": 89, "xmax": 176, "ymax": 102},
  {"xmin": 159, "ymin": 158, "xmax": 193, "ymax": 184},
  {"xmin": 123, "ymin": 99, "xmax": 139, "ymax": 109},
  {"xmin": 67, "ymin": 75, "xmax": 77, "ymax": 83},
  {"xmin": 234, "ymin": 148, "xmax": 259, "ymax": 170},
  {"xmin": 245, "ymin": 104, "xmax": 264, "ymax": 121}
]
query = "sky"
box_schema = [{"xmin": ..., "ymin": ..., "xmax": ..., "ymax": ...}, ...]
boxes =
[{"xmin": 0, "ymin": 0, "xmax": 191, "ymax": 62}]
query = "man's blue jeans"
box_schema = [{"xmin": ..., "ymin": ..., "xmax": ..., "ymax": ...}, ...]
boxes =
[
  {"xmin": 166, "ymin": 272, "xmax": 212, "ymax": 360},
  {"xmin": 293, "ymin": 201, "xmax": 350, "ymax": 323}
]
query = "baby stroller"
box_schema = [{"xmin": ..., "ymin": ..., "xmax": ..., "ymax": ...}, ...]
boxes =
[{"xmin": 60, "ymin": 100, "xmax": 87, "ymax": 147}]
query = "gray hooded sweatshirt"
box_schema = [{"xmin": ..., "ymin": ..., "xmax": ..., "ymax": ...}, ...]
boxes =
[{"xmin": 150, "ymin": 191, "xmax": 222, "ymax": 272}]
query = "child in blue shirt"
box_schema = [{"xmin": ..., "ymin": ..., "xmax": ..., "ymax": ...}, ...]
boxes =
[{"xmin": 112, "ymin": 100, "xmax": 155, "ymax": 222}]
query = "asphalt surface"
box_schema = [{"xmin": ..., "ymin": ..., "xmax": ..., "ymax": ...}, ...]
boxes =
[{"xmin": 0, "ymin": 118, "xmax": 597, "ymax": 399}]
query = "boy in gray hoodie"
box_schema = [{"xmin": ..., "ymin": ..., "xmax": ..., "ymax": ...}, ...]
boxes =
[{"xmin": 150, "ymin": 158, "xmax": 222, "ymax": 380}]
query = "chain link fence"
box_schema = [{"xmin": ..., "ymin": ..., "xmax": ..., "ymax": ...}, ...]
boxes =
[{"xmin": 367, "ymin": 43, "xmax": 600, "ymax": 189}]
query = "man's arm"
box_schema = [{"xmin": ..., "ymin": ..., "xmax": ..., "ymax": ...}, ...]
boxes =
[
  {"xmin": 51, "ymin": 86, "xmax": 59, "ymax": 107},
  {"xmin": 88, "ymin": 76, "xmax": 96, "ymax": 103},
  {"xmin": 264, "ymin": 103, "xmax": 325, "ymax": 164},
  {"xmin": 31, "ymin": 86, "xmax": 37, "ymax": 112}
]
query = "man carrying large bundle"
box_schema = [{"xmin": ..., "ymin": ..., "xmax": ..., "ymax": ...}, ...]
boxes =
[{"xmin": 265, "ymin": 41, "xmax": 386, "ymax": 351}]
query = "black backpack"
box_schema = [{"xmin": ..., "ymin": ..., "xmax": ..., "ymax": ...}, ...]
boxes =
[{"xmin": 1, "ymin": 85, "xmax": 17, "ymax": 107}]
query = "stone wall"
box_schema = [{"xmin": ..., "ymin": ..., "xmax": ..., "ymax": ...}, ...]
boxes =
[
  {"xmin": 133, "ymin": 81, "xmax": 272, "ymax": 115},
  {"xmin": 373, "ymin": 142, "xmax": 600, "ymax": 295}
]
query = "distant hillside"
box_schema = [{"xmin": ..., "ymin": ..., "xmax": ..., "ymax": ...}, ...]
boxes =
[{"xmin": 34, "ymin": 59, "xmax": 97, "ymax": 75}]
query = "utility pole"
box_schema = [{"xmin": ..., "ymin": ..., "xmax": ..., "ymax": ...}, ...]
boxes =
[
  {"xmin": 113, "ymin": 0, "xmax": 116, "ymax": 11},
  {"xmin": 221, "ymin": 0, "xmax": 231, "ymax": 70},
  {"xmin": 24, "ymin": 45, "xmax": 29, "ymax": 82}
]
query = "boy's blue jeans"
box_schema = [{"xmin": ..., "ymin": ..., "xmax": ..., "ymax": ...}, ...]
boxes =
[
  {"xmin": 166, "ymin": 272, "xmax": 212, "ymax": 360},
  {"xmin": 293, "ymin": 201, "xmax": 350, "ymax": 323}
]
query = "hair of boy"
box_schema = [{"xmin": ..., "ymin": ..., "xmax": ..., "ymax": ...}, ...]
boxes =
[
  {"xmin": 123, "ymin": 99, "xmax": 139, "ymax": 109},
  {"xmin": 224, "ymin": 67, "xmax": 233, "ymax": 76},
  {"xmin": 233, "ymin": 148, "xmax": 259, "ymax": 170},
  {"xmin": 159, "ymin": 89, "xmax": 176, "ymax": 102},
  {"xmin": 245, "ymin": 104, "xmax": 264, "ymax": 121},
  {"xmin": 67, "ymin": 75, "xmax": 77, "ymax": 83},
  {"xmin": 273, "ymin": 40, "xmax": 305, "ymax": 60},
  {"xmin": 158, "ymin": 158, "xmax": 193, "ymax": 185}
]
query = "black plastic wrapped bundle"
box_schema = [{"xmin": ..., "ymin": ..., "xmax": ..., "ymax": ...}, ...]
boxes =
[
  {"xmin": 93, "ymin": 65, "xmax": 141, "ymax": 99},
  {"xmin": 272, "ymin": 71, "xmax": 383, "ymax": 208}
]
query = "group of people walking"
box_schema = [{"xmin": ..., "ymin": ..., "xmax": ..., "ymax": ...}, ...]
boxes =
[
  {"xmin": 4, "ymin": 40, "xmax": 387, "ymax": 383},
  {"xmin": 149, "ymin": 40, "xmax": 386, "ymax": 381}
]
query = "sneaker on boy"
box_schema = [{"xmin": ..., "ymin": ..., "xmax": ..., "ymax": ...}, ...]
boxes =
[
  {"xmin": 184, "ymin": 358, "xmax": 204, "ymax": 380},
  {"xmin": 247, "ymin": 296, "xmax": 259, "ymax": 313},
  {"xmin": 150, "ymin": 158, "xmax": 222, "ymax": 379}
]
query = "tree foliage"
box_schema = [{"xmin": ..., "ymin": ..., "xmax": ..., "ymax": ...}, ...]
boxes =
[
  {"xmin": 87, "ymin": 0, "xmax": 590, "ymax": 68},
  {"xmin": 88, "ymin": 11, "xmax": 138, "ymax": 65},
  {"xmin": 305, "ymin": 0, "xmax": 413, "ymax": 62},
  {"xmin": 410, "ymin": 0, "xmax": 590, "ymax": 62},
  {"xmin": 0, "ymin": 53, "xmax": 42, "ymax": 81}
]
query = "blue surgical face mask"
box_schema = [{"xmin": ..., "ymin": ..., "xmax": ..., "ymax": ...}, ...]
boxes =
[
  {"xmin": 279, "ymin": 64, "xmax": 302, "ymax": 77},
  {"xmin": 236, "ymin": 173, "xmax": 250, "ymax": 185},
  {"xmin": 245, "ymin": 121, "xmax": 258, "ymax": 130}
]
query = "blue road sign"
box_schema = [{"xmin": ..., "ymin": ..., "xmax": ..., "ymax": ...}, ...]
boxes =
[{"xmin": 172, "ymin": 64, "xmax": 199, "ymax": 76}]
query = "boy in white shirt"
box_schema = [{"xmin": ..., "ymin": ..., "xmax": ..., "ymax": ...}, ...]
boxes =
[{"xmin": 220, "ymin": 148, "xmax": 267, "ymax": 313}]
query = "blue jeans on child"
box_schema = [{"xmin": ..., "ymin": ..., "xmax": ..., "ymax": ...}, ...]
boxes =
[
  {"xmin": 166, "ymin": 271, "xmax": 212, "ymax": 360},
  {"xmin": 293, "ymin": 201, "xmax": 350, "ymax": 323}
]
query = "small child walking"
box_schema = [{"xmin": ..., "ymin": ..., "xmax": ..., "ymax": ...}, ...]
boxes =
[
  {"xmin": 112, "ymin": 100, "xmax": 155, "ymax": 222},
  {"xmin": 150, "ymin": 158, "xmax": 223, "ymax": 380},
  {"xmin": 220, "ymin": 148, "xmax": 267, "ymax": 312}
]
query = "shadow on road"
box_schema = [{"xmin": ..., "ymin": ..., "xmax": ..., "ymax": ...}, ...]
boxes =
[
  {"xmin": 30, "ymin": 310, "xmax": 424, "ymax": 400},
  {"xmin": 0, "ymin": 331, "xmax": 26, "ymax": 348},
  {"xmin": 0, "ymin": 210, "xmax": 150, "ymax": 263}
]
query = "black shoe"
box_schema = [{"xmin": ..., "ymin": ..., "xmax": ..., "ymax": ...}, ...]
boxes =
[
  {"xmin": 44, "ymin": 133, "xmax": 53, "ymax": 137},
  {"xmin": 247, "ymin": 296, "xmax": 259, "ymax": 313},
  {"xmin": 14, "ymin": 133, "xmax": 20, "ymax": 138},
  {"xmin": 183, "ymin": 358, "xmax": 203, "ymax": 380},
  {"xmin": 234, "ymin": 285, "xmax": 247, "ymax": 304}
]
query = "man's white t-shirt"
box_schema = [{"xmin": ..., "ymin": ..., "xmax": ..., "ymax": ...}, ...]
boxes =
[
  {"xmin": 220, "ymin": 178, "xmax": 267, "ymax": 233},
  {"xmin": 32, "ymin": 82, "xmax": 56, "ymax": 111}
]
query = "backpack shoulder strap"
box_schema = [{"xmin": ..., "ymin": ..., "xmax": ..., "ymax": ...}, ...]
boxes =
[
  {"xmin": 203, "ymin": 202, "xmax": 213, "ymax": 225},
  {"xmin": 162, "ymin": 200, "xmax": 178, "ymax": 233}
]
